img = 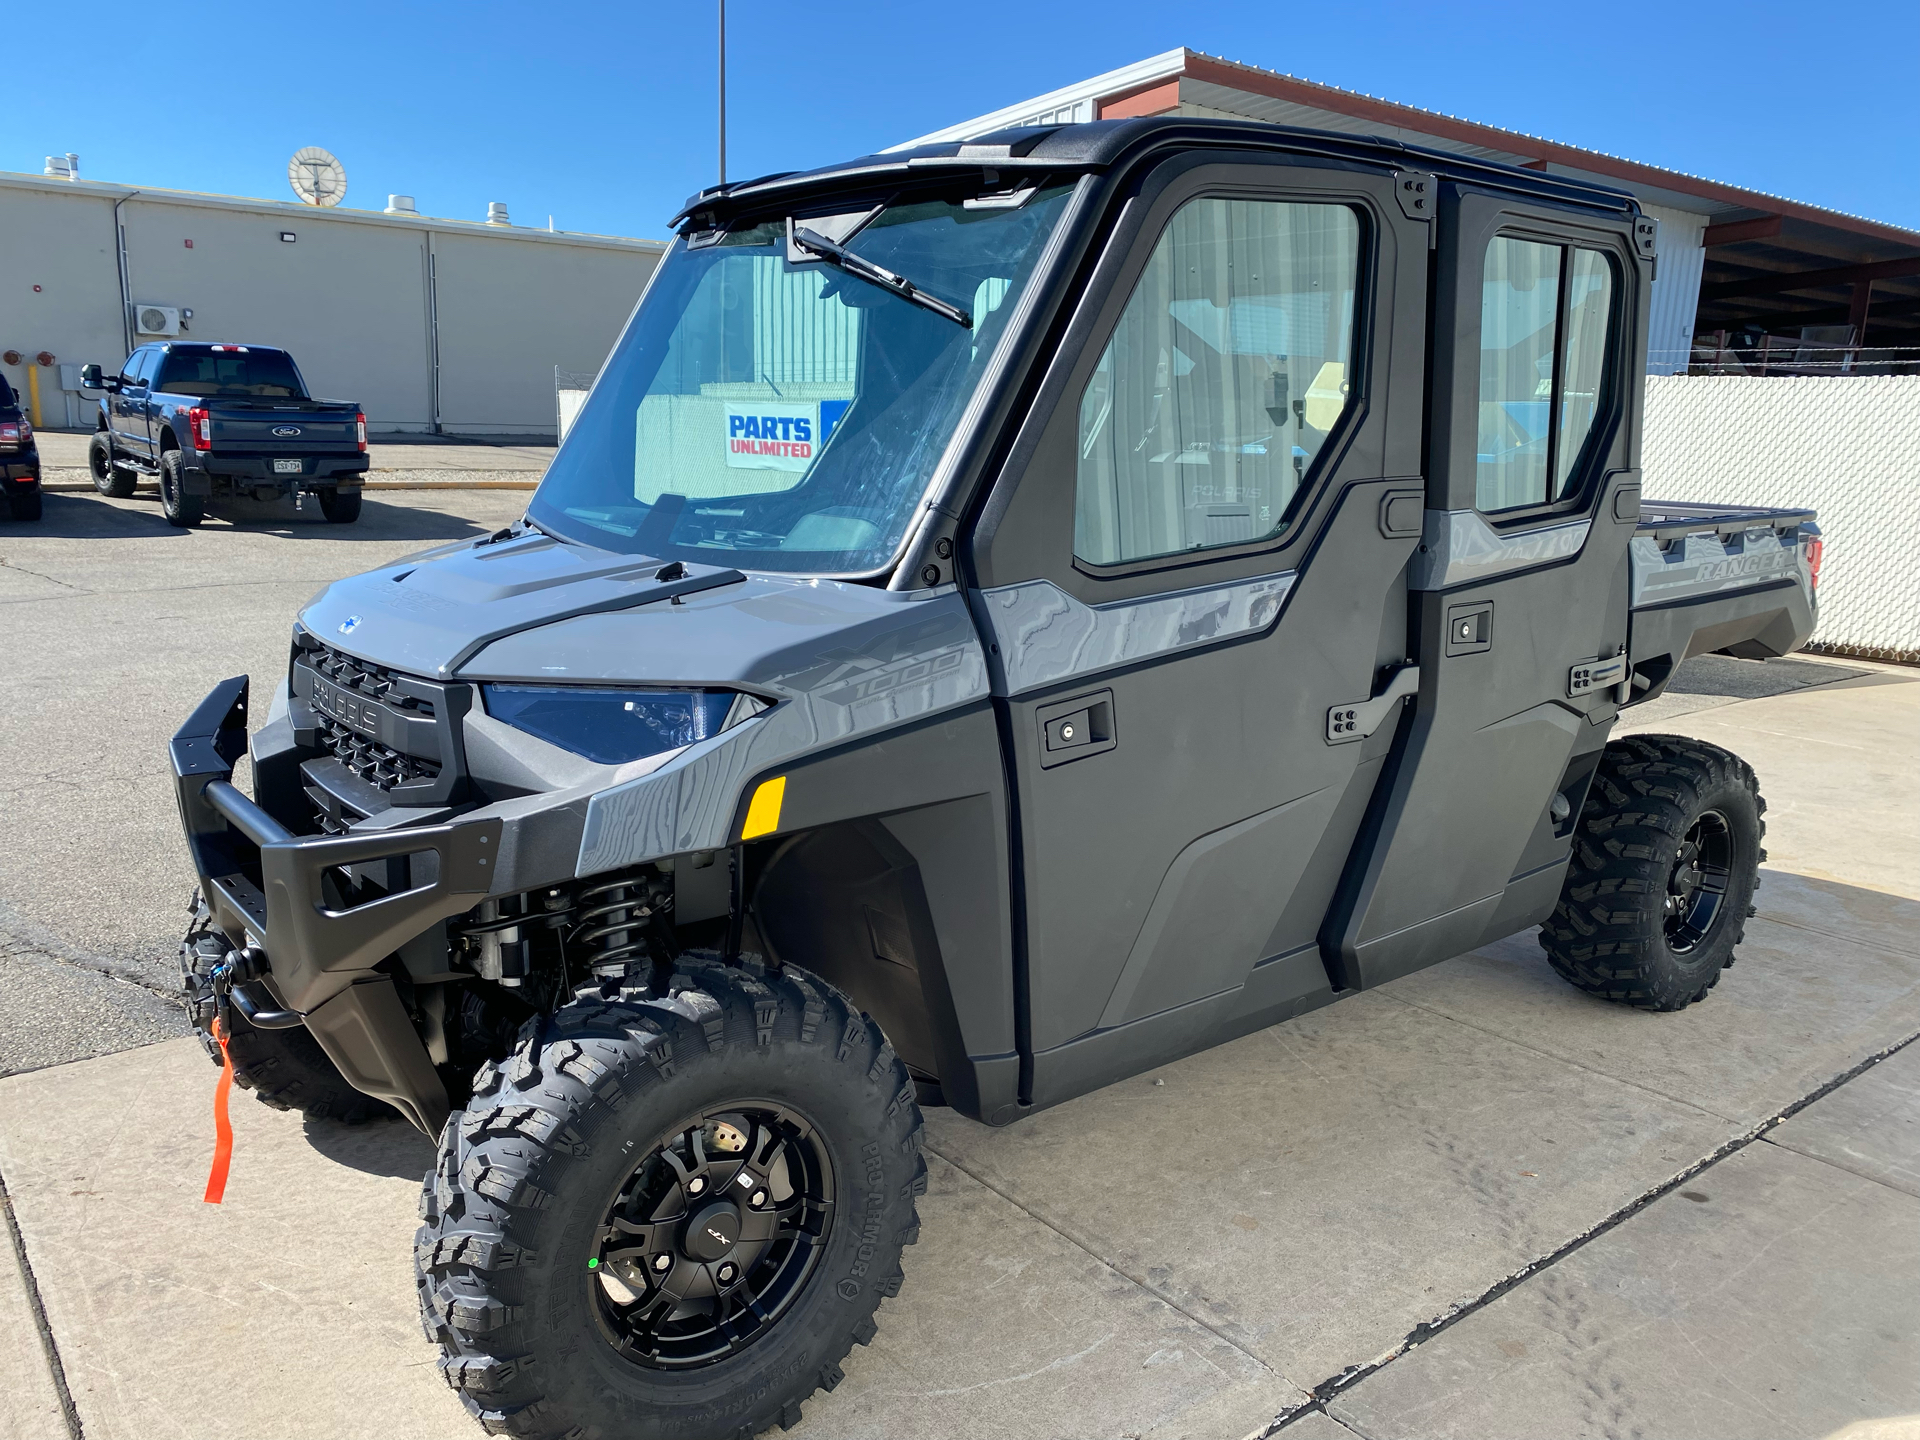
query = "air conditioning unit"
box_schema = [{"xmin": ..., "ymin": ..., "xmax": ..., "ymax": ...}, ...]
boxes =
[{"xmin": 134, "ymin": 304, "xmax": 181, "ymax": 336}]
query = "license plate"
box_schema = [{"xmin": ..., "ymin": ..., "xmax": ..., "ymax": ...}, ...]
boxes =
[{"xmin": 273, "ymin": 459, "xmax": 304, "ymax": 474}]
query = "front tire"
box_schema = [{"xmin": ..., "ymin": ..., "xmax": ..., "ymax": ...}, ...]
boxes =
[
  {"xmin": 159, "ymin": 450, "xmax": 205, "ymax": 528},
  {"xmin": 417, "ymin": 961, "xmax": 925, "ymax": 1440},
  {"xmin": 1540, "ymin": 734, "xmax": 1765, "ymax": 1010},
  {"xmin": 89, "ymin": 432, "xmax": 137, "ymax": 497}
]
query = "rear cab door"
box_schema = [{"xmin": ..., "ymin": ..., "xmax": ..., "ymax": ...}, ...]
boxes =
[
  {"xmin": 1323, "ymin": 180, "xmax": 1653, "ymax": 988},
  {"xmin": 966, "ymin": 147, "xmax": 1432, "ymax": 1110}
]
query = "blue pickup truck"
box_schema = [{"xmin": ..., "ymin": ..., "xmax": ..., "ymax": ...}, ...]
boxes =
[{"xmin": 80, "ymin": 343, "xmax": 367, "ymax": 527}]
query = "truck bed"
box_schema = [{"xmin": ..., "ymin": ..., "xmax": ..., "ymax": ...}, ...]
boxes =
[{"xmin": 1625, "ymin": 499, "xmax": 1820, "ymax": 702}]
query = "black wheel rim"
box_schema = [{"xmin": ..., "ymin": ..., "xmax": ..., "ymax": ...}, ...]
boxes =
[
  {"xmin": 589, "ymin": 1102, "xmax": 835, "ymax": 1370},
  {"xmin": 1665, "ymin": 809, "xmax": 1733, "ymax": 954}
]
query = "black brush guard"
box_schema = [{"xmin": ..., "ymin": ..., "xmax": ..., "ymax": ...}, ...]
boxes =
[{"xmin": 171, "ymin": 676, "xmax": 501, "ymax": 1133}]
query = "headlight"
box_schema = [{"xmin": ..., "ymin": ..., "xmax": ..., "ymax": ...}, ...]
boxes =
[{"xmin": 482, "ymin": 686, "xmax": 743, "ymax": 765}]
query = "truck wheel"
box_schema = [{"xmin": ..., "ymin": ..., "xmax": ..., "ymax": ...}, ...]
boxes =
[
  {"xmin": 7, "ymin": 486, "xmax": 42, "ymax": 522},
  {"xmin": 1540, "ymin": 734, "xmax": 1765, "ymax": 1011},
  {"xmin": 89, "ymin": 432, "xmax": 137, "ymax": 498},
  {"xmin": 416, "ymin": 962, "xmax": 925, "ymax": 1440},
  {"xmin": 159, "ymin": 450, "xmax": 205, "ymax": 528},
  {"xmin": 180, "ymin": 932, "xmax": 397, "ymax": 1124},
  {"xmin": 317, "ymin": 487, "xmax": 362, "ymax": 524}
]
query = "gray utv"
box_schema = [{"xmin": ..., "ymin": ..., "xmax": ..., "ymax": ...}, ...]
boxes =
[{"xmin": 171, "ymin": 117, "xmax": 1818, "ymax": 1439}]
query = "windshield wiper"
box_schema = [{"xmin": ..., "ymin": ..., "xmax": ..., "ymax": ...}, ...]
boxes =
[{"xmin": 790, "ymin": 224, "xmax": 972, "ymax": 329}]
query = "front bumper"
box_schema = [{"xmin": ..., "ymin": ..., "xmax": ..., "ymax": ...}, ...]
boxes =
[{"xmin": 172, "ymin": 676, "xmax": 500, "ymax": 1133}]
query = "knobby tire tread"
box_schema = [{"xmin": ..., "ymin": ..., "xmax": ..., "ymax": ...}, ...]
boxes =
[
  {"xmin": 1540, "ymin": 732, "xmax": 1765, "ymax": 1011},
  {"xmin": 415, "ymin": 961, "xmax": 924, "ymax": 1440}
]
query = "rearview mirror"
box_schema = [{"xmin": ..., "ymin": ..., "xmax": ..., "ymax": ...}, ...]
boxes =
[{"xmin": 80, "ymin": 363, "xmax": 105, "ymax": 390}]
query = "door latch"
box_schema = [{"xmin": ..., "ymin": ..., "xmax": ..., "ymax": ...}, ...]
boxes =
[
  {"xmin": 1567, "ymin": 654, "xmax": 1629, "ymax": 700},
  {"xmin": 1326, "ymin": 664, "xmax": 1420, "ymax": 744}
]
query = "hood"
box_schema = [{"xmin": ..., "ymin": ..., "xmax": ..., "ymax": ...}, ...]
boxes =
[
  {"xmin": 301, "ymin": 530, "xmax": 973, "ymax": 700},
  {"xmin": 301, "ymin": 532, "xmax": 745, "ymax": 679}
]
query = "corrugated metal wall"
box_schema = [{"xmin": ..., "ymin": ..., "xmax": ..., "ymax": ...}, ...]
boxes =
[
  {"xmin": 0, "ymin": 175, "xmax": 663, "ymax": 436},
  {"xmin": 1639, "ymin": 203, "xmax": 1707, "ymax": 376},
  {"xmin": 1643, "ymin": 374, "xmax": 1920, "ymax": 658}
]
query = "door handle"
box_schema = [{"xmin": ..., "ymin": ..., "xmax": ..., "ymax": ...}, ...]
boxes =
[
  {"xmin": 1035, "ymin": 689, "xmax": 1116, "ymax": 769},
  {"xmin": 1326, "ymin": 664, "xmax": 1419, "ymax": 744}
]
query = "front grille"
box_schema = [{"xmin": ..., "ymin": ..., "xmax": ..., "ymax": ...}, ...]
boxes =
[
  {"xmin": 306, "ymin": 642, "xmax": 436, "ymax": 718},
  {"xmin": 296, "ymin": 637, "xmax": 456, "ymax": 828},
  {"xmin": 316, "ymin": 713, "xmax": 443, "ymax": 792}
]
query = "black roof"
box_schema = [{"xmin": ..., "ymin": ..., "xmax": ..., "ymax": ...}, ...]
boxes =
[{"xmin": 674, "ymin": 116, "xmax": 1639, "ymax": 228}]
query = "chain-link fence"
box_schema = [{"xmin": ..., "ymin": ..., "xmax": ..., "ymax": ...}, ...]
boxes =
[
  {"xmin": 555, "ymin": 366, "xmax": 598, "ymax": 441},
  {"xmin": 1643, "ymin": 374, "xmax": 1920, "ymax": 662}
]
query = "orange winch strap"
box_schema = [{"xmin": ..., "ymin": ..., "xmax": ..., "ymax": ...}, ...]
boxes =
[{"xmin": 203, "ymin": 1018, "xmax": 235, "ymax": 1205}]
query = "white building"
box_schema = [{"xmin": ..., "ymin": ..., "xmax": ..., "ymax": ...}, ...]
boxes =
[{"xmin": 0, "ymin": 171, "xmax": 665, "ymax": 435}]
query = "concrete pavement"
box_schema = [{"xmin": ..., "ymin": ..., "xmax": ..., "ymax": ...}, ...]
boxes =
[{"xmin": 0, "ymin": 481, "xmax": 1915, "ymax": 1438}]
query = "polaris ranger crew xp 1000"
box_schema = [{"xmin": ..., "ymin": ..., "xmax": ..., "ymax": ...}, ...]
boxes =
[{"xmin": 171, "ymin": 118, "xmax": 1819, "ymax": 1440}]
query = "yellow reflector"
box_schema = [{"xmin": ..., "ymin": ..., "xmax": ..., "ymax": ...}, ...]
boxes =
[{"xmin": 741, "ymin": 776, "xmax": 786, "ymax": 839}]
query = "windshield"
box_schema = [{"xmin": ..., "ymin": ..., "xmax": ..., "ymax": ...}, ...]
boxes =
[
  {"xmin": 529, "ymin": 184, "xmax": 1076, "ymax": 573},
  {"xmin": 155, "ymin": 347, "xmax": 307, "ymax": 398}
]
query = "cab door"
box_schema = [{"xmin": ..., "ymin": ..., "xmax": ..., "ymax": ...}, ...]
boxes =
[
  {"xmin": 967, "ymin": 155, "xmax": 1431, "ymax": 1111},
  {"xmin": 111, "ymin": 348, "xmax": 155, "ymax": 459},
  {"xmin": 1322, "ymin": 187, "xmax": 1651, "ymax": 988}
]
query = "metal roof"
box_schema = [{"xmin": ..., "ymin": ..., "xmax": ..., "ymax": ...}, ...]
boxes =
[{"xmin": 895, "ymin": 48, "xmax": 1920, "ymax": 248}]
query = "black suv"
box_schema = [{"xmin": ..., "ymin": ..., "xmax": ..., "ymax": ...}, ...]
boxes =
[{"xmin": 0, "ymin": 374, "xmax": 42, "ymax": 522}]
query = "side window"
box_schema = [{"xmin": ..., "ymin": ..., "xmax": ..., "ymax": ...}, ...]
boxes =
[
  {"xmin": 1475, "ymin": 236, "xmax": 1616, "ymax": 513},
  {"xmin": 1074, "ymin": 198, "xmax": 1362, "ymax": 567},
  {"xmin": 119, "ymin": 349, "xmax": 149, "ymax": 386}
]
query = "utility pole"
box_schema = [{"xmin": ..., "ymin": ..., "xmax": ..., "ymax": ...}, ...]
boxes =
[{"xmin": 718, "ymin": 0, "xmax": 727, "ymax": 185}]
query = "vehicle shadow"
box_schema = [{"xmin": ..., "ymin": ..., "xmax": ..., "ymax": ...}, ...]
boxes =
[
  {"xmin": 301, "ymin": 1111, "xmax": 438, "ymax": 1180},
  {"xmin": 7, "ymin": 489, "xmax": 189, "ymax": 538},
  {"xmin": 13, "ymin": 488, "xmax": 499, "ymax": 544},
  {"xmin": 206, "ymin": 493, "xmax": 500, "ymax": 542}
]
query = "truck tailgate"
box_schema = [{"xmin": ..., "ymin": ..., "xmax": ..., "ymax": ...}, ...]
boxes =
[{"xmin": 209, "ymin": 401, "xmax": 360, "ymax": 452}]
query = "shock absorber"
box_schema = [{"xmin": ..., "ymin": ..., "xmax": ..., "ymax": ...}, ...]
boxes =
[{"xmin": 574, "ymin": 871, "xmax": 673, "ymax": 986}]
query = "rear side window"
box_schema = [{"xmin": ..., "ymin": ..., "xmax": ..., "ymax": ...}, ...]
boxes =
[
  {"xmin": 155, "ymin": 349, "xmax": 306, "ymax": 398},
  {"xmin": 1074, "ymin": 197, "xmax": 1362, "ymax": 567},
  {"xmin": 1475, "ymin": 236, "xmax": 1616, "ymax": 513}
]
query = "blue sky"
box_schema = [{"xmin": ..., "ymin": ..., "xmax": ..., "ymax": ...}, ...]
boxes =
[{"xmin": 12, "ymin": 1, "xmax": 1916, "ymax": 239}]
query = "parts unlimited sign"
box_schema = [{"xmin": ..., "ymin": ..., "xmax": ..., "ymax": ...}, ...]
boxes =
[{"xmin": 726, "ymin": 402, "xmax": 816, "ymax": 473}]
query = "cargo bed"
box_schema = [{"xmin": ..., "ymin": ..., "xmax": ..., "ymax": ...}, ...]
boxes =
[{"xmin": 1626, "ymin": 499, "xmax": 1820, "ymax": 702}]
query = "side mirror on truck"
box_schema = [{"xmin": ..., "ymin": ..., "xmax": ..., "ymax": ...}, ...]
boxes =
[{"xmin": 80, "ymin": 363, "xmax": 110, "ymax": 392}]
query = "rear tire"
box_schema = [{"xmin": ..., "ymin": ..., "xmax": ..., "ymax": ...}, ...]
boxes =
[
  {"xmin": 159, "ymin": 450, "xmax": 205, "ymax": 528},
  {"xmin": 180, "ymin": 930, "xmax": 397, "ymax": 1123},
  {"xmin": 1540, "ymin": 733, "xmax": 1765, "ymax": 1011},
  {"xmin": 89, "ymin": 432, "xmax": 137, "ymax": 497},
  {"xmin": 317, "ymin": 486, "xmax": 362, "ymax": 524},
  {"xmin": 416, "ymin": 960, "xmax": 924, "ymax": 1440},
  {"xmin": 6, "ymin": 486, "xmax": 42, "ymax": 522}
]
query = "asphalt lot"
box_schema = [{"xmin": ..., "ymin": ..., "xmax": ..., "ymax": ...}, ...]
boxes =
[
  {"xmin": 0, "ymin": 486, "xmax": 527, "ymax": 1070},
  {"xmin": 1, "ymin": 482, "xmax": 1916, "ymax": 1439}
]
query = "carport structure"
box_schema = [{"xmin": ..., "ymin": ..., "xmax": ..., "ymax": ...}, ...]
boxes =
[{"xmin": 899, "ymin": 49, "xmax": 1920, "ymax": 373}]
